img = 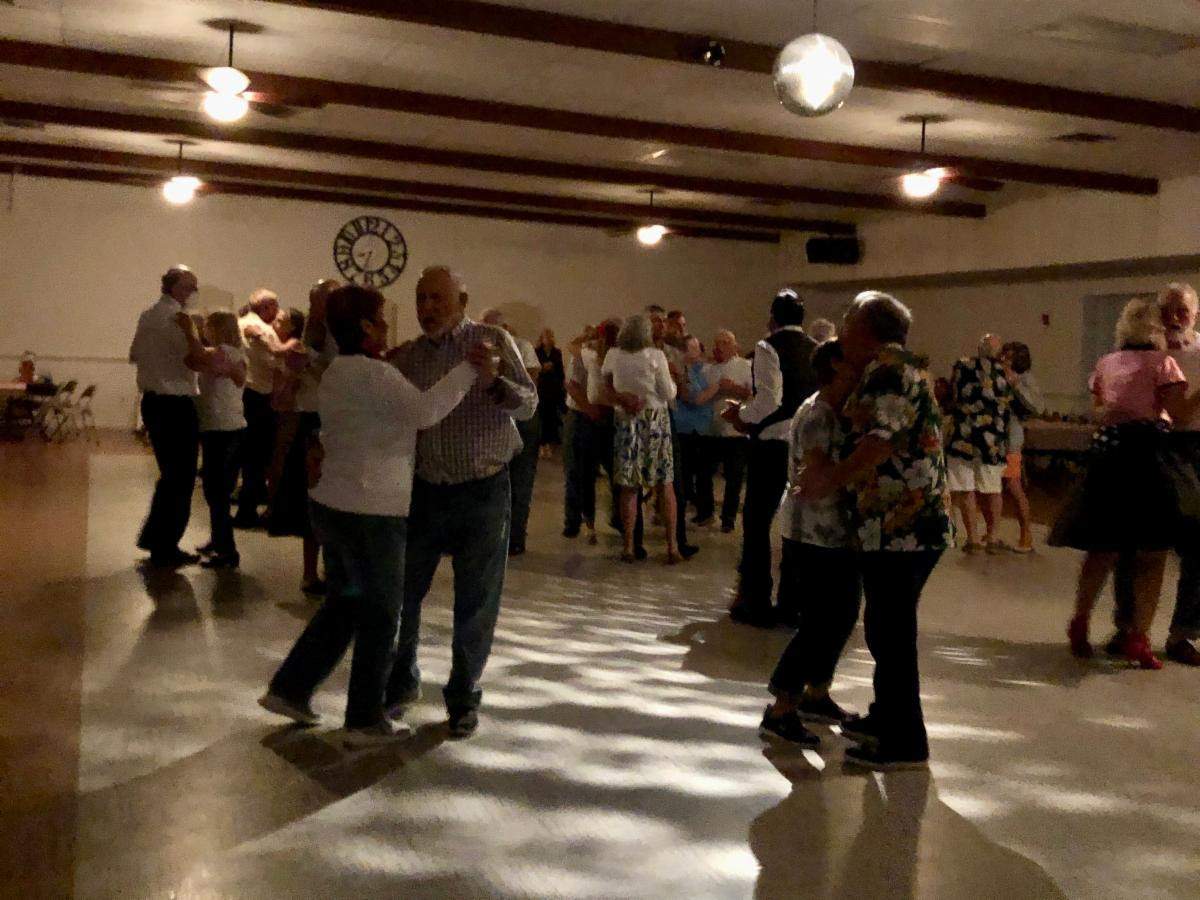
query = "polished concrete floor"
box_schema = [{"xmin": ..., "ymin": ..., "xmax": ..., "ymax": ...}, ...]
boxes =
[{"xmin": 3, "ymin": 437, "xmax": 1199, "ymax": 898}]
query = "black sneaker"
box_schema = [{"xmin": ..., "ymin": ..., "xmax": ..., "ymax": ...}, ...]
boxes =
[
  {"xmin": 448, "ymin": 708, "xmax": 479, "ymax": 739},
  {"xmin": 844, "ymin": 743, "xmax": 928, "ymax": 771},
  {"xmin": 797, "ymin": 695, "xmax": 857, "ymax": 725},
  {"xmin": 838, "ymin": 715, "xmax": 878, "ymax": 745},
  {"xmin": 759, "ymin": 707, "xmax": 820, "ymax": 747}
]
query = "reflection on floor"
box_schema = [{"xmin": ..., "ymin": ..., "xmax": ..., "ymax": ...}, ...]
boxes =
[{"xmin": 6, "ymin": 439, "xmax": 1200, "ymax": 898}]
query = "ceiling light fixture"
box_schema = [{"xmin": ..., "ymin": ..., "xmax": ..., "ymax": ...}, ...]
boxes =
[
  {"xmin": 636, "ymin": 190, "xmax": 668, "ymax": 247},
  {"xmin": 201, "ymin": 24, "xmax": 250, "ymax": 123},
  {"xmin": 162, "ymin": 141, "xmax": 202, "ymax": 205},
  {"xmin": 900, "ymin": 116, "xmax": 947, "ymax": 200},
  {"xmin": 773, "ymin": 0, "xmax": 855, "ymax": 117}
]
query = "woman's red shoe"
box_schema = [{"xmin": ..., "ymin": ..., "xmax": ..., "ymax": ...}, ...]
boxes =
[
  {"xmin": 1067, "ymin": 615, "xmax": 1093, "ymax": 659},
  {"xmin": 1120, "ymin": 631, "xmax": 1163, "ymax": 670}
]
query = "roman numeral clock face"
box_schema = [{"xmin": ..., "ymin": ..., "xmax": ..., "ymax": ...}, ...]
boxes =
[{"xmin": 333, "ymin": 216, "xmax": 409, "ymax": 289}]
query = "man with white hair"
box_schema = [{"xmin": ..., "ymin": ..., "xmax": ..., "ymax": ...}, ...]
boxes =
[
  {"xmin": 235, "ymin": 287, "xmax": 283, "ymax": 527},
  {"xmin": 945, "ymin": 333, "xmax": 1013, "ymax": 552},
  {"xmin": 1112, "ymin": 282, "xmax": 1200, "ymax": 666},
  {"xmin": 385, "ymin": 267, "xmax": 538, "ymax": 738}
]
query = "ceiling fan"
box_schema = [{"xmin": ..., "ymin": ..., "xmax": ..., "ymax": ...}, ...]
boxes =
[
  {"xmin": 885, "ymin": 115, "xmax": 1003, "ymax": 198},
  {"xmin": 127, "ymin": 20, "xmax": 323, "ymax": 121}
]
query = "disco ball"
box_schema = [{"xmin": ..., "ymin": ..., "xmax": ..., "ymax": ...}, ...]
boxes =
[{"xmin": 772, "ymin": 32, "xmax": 855, "ymax": 117}]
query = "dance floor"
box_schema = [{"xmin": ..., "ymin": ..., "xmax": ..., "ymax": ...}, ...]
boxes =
[{"xmin": 3, "ymin": 437, "xmax": 1198, "ymax": 898}]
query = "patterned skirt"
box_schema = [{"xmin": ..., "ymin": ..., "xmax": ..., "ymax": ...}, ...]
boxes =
[
  {"xmin": 613, "ymin": 407, "xmax": 674, "ymax": 488},
  {"xmin": 1048, "ymin": 421, "xmax": 1200, "ymax": 552}
]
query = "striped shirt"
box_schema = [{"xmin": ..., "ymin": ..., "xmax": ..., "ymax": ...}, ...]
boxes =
[{"xmin": 390, "ymin": 318, "xmax": 538, "ymax": 484}]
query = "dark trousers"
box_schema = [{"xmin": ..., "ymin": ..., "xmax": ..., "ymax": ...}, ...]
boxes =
[
  {"xmin": 237, "ymin": 389, "xmax": 275, "ymax": 519},
  {"xmin": 270, "ymin": 502, "xmax": 407, "ymax": 729},
  {"xmin": 770, "ymin": 541, "xmax": 863, "ymax": 697},
  {"xmin": 715, "ymin": 437, "xmax": 748, "ymax": 528},
  {"xmin": 200, "ymin": 429, "xmax": 243, "ymax": 556},
  {"xmin": 737, "ymin": 439, "xmax": 790, "ymax": 605},
  {"xmin": 679, "ymin": 433, "xmax": 713, "ymax": 519},
  {"xmin": 386, "ymin": 471, "xmax": 510, "ymax": 713},
  {"xmin": 564, "ymin": 410, "xmax": 643, "ymax": 548},
  {"xmin": 1112, "ymin": 434, "xmax": 1200, "ymax": 641},
  {"xmin": 671, "ymin": 429, "xmax": 690, "ymax": 548},
  {"xmin": 137, "ymin": 393, "xmax": 199, "ymax": 555},
  {"xmin": 859, "ymin": 550, "xmax": 942, "ymax": 758},
  {"xmin": 509, "ymin": 415, "xmax": 541, "ymax": 549}
]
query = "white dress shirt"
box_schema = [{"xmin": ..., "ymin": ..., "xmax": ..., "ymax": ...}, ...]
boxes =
[
  {"xmin": 240, "ymin": 311, "xmax": 283, "ymax": 395},
  {"xmin": 602, "ymin": 347, "xmax": 677, "ymax": 409},
  {"xmin": 1170, "ymin": 338, "xmax": 1200, "ymax": 432},
  {"xmin": 128, "ymin": 295, "xmax": 198, "ymax": 396},
  {"xmin": 309, "ymin": 355, "xmax": 477, "ymax": 517},
  {"xmin": 707, "ymin": 356, "xmax": 754, "ymax": 438},
  {"xmin": 196, "ymin": 345, "xmax": 247, "ymax": 432},
  {"xmin": 738, "ymin": 326, "xmax": 807, "ymax": 442},
  {"xmin": 514, "ymin": 335, "xmax": 539, "ymax": 372}
]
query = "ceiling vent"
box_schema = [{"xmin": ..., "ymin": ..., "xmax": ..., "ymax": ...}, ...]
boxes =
[
  {"xmin": 1055, "ymin": 132, "xmax": 1117, "ymax": 144},
  {"xmin": 1031, "ymin": 16, "xmax": 1200, "ymax": 56}
]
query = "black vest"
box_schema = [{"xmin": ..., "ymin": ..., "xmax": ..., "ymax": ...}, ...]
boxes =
[{"xmin": 749, "ymin": 328, "xmax": 818, "ymax": 438}]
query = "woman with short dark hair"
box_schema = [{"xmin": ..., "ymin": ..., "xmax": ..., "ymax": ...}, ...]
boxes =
[{"xmin": 259, "ymin": 285, "xmax": 485, "ymax": 746}]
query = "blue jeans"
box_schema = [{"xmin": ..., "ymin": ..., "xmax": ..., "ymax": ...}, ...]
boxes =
[
  {"xmin": 386, "ymin": 471, "xmax": 510, "ymax": 713},
  {"xmin": 269, "ymin": 501, "xmax": 407, "ymax": 729}
]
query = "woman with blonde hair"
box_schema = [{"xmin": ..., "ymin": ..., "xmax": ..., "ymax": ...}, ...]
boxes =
[
  {"xmin": 1051, "ymin": 296, "xmax": 1200, "ymax": 668},
  {"xmin": 602, "ymin": 313, "xmax": 679, "ymax": 563}
]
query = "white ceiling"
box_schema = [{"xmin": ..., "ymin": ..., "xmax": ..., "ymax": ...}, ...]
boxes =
[{"xmin": 0, "ymin": 0, "xmax": 1197, "ymax": 230}]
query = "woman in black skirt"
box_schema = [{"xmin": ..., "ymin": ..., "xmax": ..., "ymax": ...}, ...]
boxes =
[{"xmin": 1052, "ymin": 297, "xmax": 1200, "ymax": 668}]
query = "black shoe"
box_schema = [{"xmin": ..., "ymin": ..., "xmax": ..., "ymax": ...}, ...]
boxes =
[
  {"xmin": 729, "ymin": 604, "xmax": 774, "ymax": 629},
  {"xmin": 797, "ymin": 695, "xmax": 857, "ymax": 725},
  {"xmin": 720, "ymin": 522, "xmax": 735, "ymax": 534},
  {"xmin": 844, "ymin": 743, "xmax": 928, "ymax": 771},
  {"xmin": 448, "ymin": 708, "xmax": 479, "ymax": 739},
  {"xmin": 1103, "ymin": 630, "xmax": 1127, "ymax": 657},
  {"xmin": 195, "ymin": 542, "xmax": 216, "ymax": 557},
  {"xmin": 634, "ymin": 545, "xmax": 648, "ymax": 561},
  {"xmin": 232, "ymin": 513, "xmax": 263, "ymax": 529},
  {"xmin": 301, "ymin": 579, "xmax": 327, "ymax": 596},
  {"xmin": 839, "ymin": 715, "xmax": 879, "ymax": 745},
  {"xmin": 200, "ymin": 552, "xmax": 240, "ymax": 569},
  {"xmin": 508, "ymin": 543, "xmax": 526, "ymax": 557},
  {"xmin": 148, "ymin": 548, "xmax": 201, "ymax": 568},
  {"xmin": 692, "ymin": 514, "xmax": 714, "ymax": 526},
  {"xmin": 1165, "ymin": 638, "xmax": 1200, "ymax": 666},
  {"xmin": 562, "ymin": 525, "xmax": 580, "ymax": 538},
  {"xmin": 678, "ymin": 543, "xmax": 700, "ymax": 559},
  {"xmin": 759, "ymin": 707, "xmax": 820, "ymax": 747}
]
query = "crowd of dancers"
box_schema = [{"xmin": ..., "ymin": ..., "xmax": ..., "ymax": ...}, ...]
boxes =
[{"xmin": 128, "ymin": 265, "xmax": 1200, "ymax": 764}]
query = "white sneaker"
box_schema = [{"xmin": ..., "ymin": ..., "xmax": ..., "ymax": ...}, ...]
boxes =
[{"xmin": 342, "ymin": 720, "xmax": 413, "ymax": 748}]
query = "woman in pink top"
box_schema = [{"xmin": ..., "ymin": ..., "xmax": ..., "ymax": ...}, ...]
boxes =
[{"xmin": 1051, "ymin": 297, "xmax": 1200, "ymax": 668}]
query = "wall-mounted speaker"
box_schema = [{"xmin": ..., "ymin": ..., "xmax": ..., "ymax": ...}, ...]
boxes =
[{"xmin": 806, "ymin": 237, "xmax": 861, "ymax": 265}]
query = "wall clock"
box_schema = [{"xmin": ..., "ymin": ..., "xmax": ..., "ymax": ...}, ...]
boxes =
[{"xmin": 333, "ymin": 215, "xmax": 408, "ymax": 288}]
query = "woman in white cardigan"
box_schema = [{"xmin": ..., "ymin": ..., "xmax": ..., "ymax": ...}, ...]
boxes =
[
  {"xmin": 259, "ymin": 284, "xmax": 495, "ymax": 746},
  {"xmin": 602, "ymin": 313, "xmax": 680, "ymax": 563}
]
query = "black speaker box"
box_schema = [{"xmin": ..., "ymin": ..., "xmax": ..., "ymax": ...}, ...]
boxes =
[{"xmin": 806, "ymin": 237, "xmax": 861, "ymax": 265}]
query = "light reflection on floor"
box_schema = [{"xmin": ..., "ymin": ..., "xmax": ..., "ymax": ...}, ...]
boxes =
[{"xmin": 70, "ymin": 453, "xmax": 1200, "ymax": 898}]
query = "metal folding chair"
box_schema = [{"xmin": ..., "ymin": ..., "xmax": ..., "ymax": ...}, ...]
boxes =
[{"xmin": 39, "ymin": 380, "xmax": 78, "ymax": 442}]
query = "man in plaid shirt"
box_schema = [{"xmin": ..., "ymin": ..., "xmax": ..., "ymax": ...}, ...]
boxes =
[{"xmin": 384, "ymin": 265, "xmax": 538, "ymax": 738}]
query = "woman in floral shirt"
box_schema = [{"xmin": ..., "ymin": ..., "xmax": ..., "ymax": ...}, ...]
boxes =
[{"xmin": 801, "ymin": 291, "xmax": 951, "ymax": 770}]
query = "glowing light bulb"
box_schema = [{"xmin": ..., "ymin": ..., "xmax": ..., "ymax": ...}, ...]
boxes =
[
  {"xmin": 637, "ymin": 224, "xmax": 668, "ymax": 246},
  {"xmin": 901, "ymin": 170, "xmax": 941, "ymax": 199},
  {"xmin": 162, "ymin": 175, "xmax": 201, "ymax": 205},
  {"xmin": 202, "ymin": 66, "xmax": 250, "ymax": 95},
  {"xmin": 773, "ymin": 33, "xmax": 855, "ymax": 117},
  {"xmin": 202, "ymin": 91, "xmax": 249, "ymax": 122}
]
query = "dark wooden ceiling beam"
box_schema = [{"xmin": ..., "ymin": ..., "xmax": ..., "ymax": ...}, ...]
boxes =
[
  {"xmin": 0, "ymin": 138, "xmax": 853, "ymax": 233},
  {"xmin": 0, "ymin": 99, "xmax": 986, "ymax": 217},
  {"xmin": 0, "ymin": 39, "xmax": 1157, "ymax": 194},
  {"xmin": 0, "ymin": 160, "xmax": 779, "ymax": 243},
  {"xmin": 257, "ymin": 0, "xmax": 1200, "ymax": 133}
]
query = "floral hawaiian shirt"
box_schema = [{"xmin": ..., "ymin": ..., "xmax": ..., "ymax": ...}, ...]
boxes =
[
  {"xmin": 839, "ymin": 345, "xmax": 953, "ymax": 553},
  {"xmin": 946, "ymin": 355, "xmax": 1013, "ymax": 465}
]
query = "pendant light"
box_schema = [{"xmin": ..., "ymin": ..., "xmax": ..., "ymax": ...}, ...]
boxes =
[
  {"xmin": 201, "ymin": 24, "xmax": 250, "ymax": 122},
  {"xmin": 900, "ymin": 117, "xmax": 949, "ymax": 199},
  {"xmin": 773, "ymin": 0, "xmax": 855, "ymax": 117},
  {"xmin": 162, "ymin": 142, "xmax": 202, "ymax": 205},
  {"xmin": 636, "ymin": 191, "xmax": 669, "ymax": 247}
]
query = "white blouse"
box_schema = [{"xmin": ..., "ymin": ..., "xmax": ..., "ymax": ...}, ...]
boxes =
[
  {"xmin": 309, "ymin": 355, "xmax": 476, "ymax": 517},
  {"xmin": 196, "ymin": 344, "xmax": 246, "ymax": 432},
  {"xmin": 601, "ymin": 347, "xmax": 677, "ymax": 409}
]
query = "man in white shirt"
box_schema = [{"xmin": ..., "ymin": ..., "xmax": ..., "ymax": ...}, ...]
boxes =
[
  {"xmin": 721, "ymin": 289, "xmax": 818, "ymax": 627},
  {"xmin": 481, "ymin": 309, "xmax": 542, "ymax": 555},
  {"xmin": 235, "ymin": 288, "xmax": 282, "ymax": 526},
  {"xmin": 707, "ymin": 330, "xmax": 754, "ymax": 532},
  {"xmin": 128, "ymin": 265, "xmax": 202, "ymax": 567}
]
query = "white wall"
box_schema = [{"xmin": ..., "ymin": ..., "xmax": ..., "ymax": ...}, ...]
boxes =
[{"xmin": 0, "ymin": 176, "xmax": 782, "ymax": 428}]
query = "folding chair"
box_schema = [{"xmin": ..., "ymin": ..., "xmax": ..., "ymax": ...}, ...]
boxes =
[
  {"xmin": 39, "ymin": 380, "xmax": 78, "ymax": 442},
  {"xmin": 76, "ymin": 384, "xmax": 98, "ymax": 442}
]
